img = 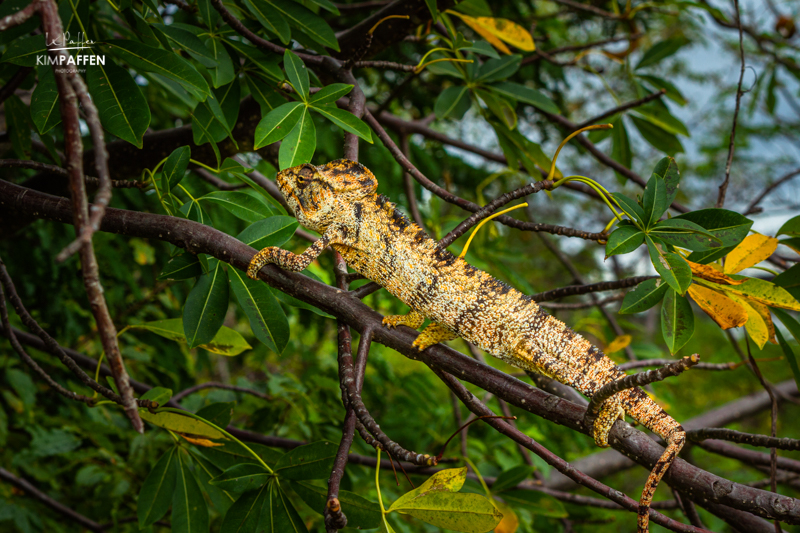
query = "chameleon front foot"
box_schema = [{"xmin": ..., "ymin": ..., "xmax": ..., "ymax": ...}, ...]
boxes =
[
  {"xmin": 382, "ymin": 309, "xmax": 425, "ymax": 330},
  {"xmin": 247, "ymin": 247, "xmax": 301, "ymax": 279},
  {"xmin": 412, "ymin": 321, "xmax": 458, "ymax": 351},
  {"xmin": 591, "ymin": 396, "xmax": 625, "ymax": 447}
]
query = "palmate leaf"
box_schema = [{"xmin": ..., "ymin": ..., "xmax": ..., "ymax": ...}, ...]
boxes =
[
  {"xmin": 661, "ymin": 288, "xmax": 694, "ymax": 354},
  {"xmin": 254, "ymin": 102, "xmax": 304, "ymax": 149},
  {"xmin": 283, "ymin": 50, "xmax": 309, "ymax": 100},
  {"xmin": 273, "ymin": 441, "xmax": 337, "ymax": 480},
  {"xmin": 174, "ymin": 451, "xmax": 210, "ymax": 533},
  {"xmin": 229, "ymin": 268, "xmax": 290, "ymax": 353},
  {"xmin": 138, "ymin": 447, "xmax": 179, "ymax": 527},
  {"xmin": 311, "ymin": 105, "xmax": 373, "ymax": 142},
  {"xmin": 221, "ymin": 485, "xmax": 270, "ymax": 533},
  {"xmin": 279, "ymin": 108, "xmax": 316, "ymax": 169},
  {"xmin": 210, "ymin": 463, "xmax": 272, "ymax": 492}
]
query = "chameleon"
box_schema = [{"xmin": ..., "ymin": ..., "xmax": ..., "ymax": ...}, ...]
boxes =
[{"xmin": 247, "ymin": 159, "xmax": 686, "ymax": 533}]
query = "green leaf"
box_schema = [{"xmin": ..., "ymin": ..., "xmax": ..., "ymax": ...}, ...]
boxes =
[
  {"xmin": 305, "ymin": 0, "xmax": 339, "ymax": 14},
  {"xmin": 637, "ymin": 74, "xmax": 687, "ymax": 106},
  {"xmin": 267, "ymin": 0, "xmax": 339, "ymax": 51},
  {"xmin": 309, "ymin": 83, "xmax": 353, "ymax": 105},
  {"xmin": 630, "ymin": 115, "xmax": 683, "ymax": 156},
  {"xmin": 605, "ymin": 226, "xmax": 644, "ymax": 257},
  {"xmin": 499, "ymin": 490, "xmax": 568, "ymax": 517},
  {"xmin": 461, "ymin": 40, "xmax": 500, "ymax": 58},
  {"xmin": 661, "ymin": 288, "xmax": 694, "ymax": 354},
  {"xmin": 274, "ymin": 441, "xmax": 337, "ymax": 480},
  {"xmin": 646, "ymin": 236, "xmax": 692, "ymax": 294},
  {"xmin": 290, "ymin": 481, "xmax": 382, "ymax": 529},
  {"xmin": 651, "ymin": 156, "xmax": 681, "ymax": 205},
  {"xmin": 491, "ymin": 465, "xmax": 534, "ymax": 493},
  {"xmin": 196, "ymin": 402, "xmax": 236, "ymax": 429},
  {"xmin": 183, "ymin": 260, "xmax": 230, "ymax": 349},
  {"xmin": 237, "ymin": 217, "xmax": 299, "ymax": 249},
  {"xmin": 265, "ymin": 480, "xmax": 309, "ymax": 532},
  {"xmin": 30, "ymin": 66, "xmax": 61, "ymax": 134},
  {"xmin": 173, "ymin": 451, "xmax": 210, "ymax": 533},
  {"xmin": 6, "ymin": 368, "xmax": 35, "ymax": 407},
  {"xmin": 221, "ymin": 485, "xmax": 270, "ymax": 533},
  {"xmin": 1, "ymin": 35, "xmax": 46, "ymax": 66},
  {"xmin": 5, "ymin": 95, "xmax": 31, "ymax": 158},
  {"xmin": 489, "ymin": 81, "xmax": 560, "ymax": 114},
  {"xmin": 154, "ymin": 24, "xmax": 218, "ymax": 66},
  {"xmin": 138, "ymin": 447, "xmax": 179, "ymax": 527},
  {"xmin": 86, "ymin": 59, "xmax": 151, "ymax": 148},
  {"xmin": 676, "ymin": 209, "xmax": 753, "ymax": 263},
  {"xmin": 778, "ymin": 215, "xmax": 800, "ymax": 237},
  {"xmin": 394, "ymin": 492, "xmax": 503, "ymax": 533},
  {"xmin": 477, "ymin": 55, "xmax": 521, "ymax": 82},
  {"xmin": 619, "ymin": 278, "xmax": 668, "ymax": 314},
  {"xmin": 283, "ymin": 50, "xmax": 309, "ymax": 100},
  {"xmin": 244, "ymin": 0, "xmax": 291, "ymax": 44},
  {"xmin": 388, "ymin": 467, "xmax": 467, "ymax": 511},
  {"xmin": 611, "ymin": 192, "xmax": 645, "ymax": 225},
  {"xmin": 226, "ymin": 41, "xmax": 283, "ymax": 82},
  {"xmin": 201, "ymin": 191, "xmax": 276, "ymax": 223},
  {"xmin": 635, "ymin": 37, "xmax": 689, "ymax": 70},
  {"xmin": 773, "ymin": 324, "xmax": 800, "ymax": 391},
  {"xmin": 140, "ymin": 387, "xmax": 173, "ymax": 406},
  {"xmin": 105, "ymin": 40, "xmax": 210, "ymax": 97},
  {"xmin": 271, "ymin": 285, "xmax": 334, "ymax": 318},
  {"xmin": 211, "ymin": 463, "xmax": 272, "ymax": 492},
  {"xmin": 139, "ymin": 411, "xmax": 227, "ymax": 439},
  {"xmin": 125, "ymin": 318, "xmax": 251, "ymax": 355},
  {"xmin": 611, "ymin": 116, "xmax": 632, "ymax": 182},
  {"xmin": 204, "ymin": 38, "xmax": 236, "ymax": 88},
  {"xmin": 633, "ymin": 100, "xmax": 689, "ymax": 137},
  {"xmin": 278, "ymin": 109, "xmax": 316, "ymax": 169},
  {"xmin": 181, "ymin": 199, "xmax": 211, "ymax": 225},
  {"xmin": 229, "ymin": 268, "xmax": 290, "ymax": 353},
  {"xmin": 311, "ymin": 105, "xmax": 372, "ymax": 142},
  {"xmin": 196, "ymin": 0, "xmax": 221, "ymax": 28},
  {"xmin": 164, "ymin": 146, "xmax": 191, "ymax": 191},
  {"xmin": 642, "ymin": 175, "xmax": 668, "ymax": 228},
  {"xmin": 773, "ymin": 263, "xmax": 800, "ymax": 300},
  {"xmin": 254, "ymin": 102, "xmax": 304, "ymax": 149},
  {"xmin": 476, "ymin": 88, "xmax": 517, "ymax": 130},
  {"xmin": 434, "ymin": 85, "xmax": 471, "ymax": 120},
  {"xmin": 650, "ymin": 219, "xmax": 723, "ymax": 251}
]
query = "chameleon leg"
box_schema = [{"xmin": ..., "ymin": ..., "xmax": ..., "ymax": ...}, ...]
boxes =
[
  {"xmin": 638, "ymin": 429, "xmax": 685, "ymax": 533},
  {"xmin": 382, "ymin": 309, "xmax": 425, "ymax": 329},
  {"xmin": 247, "ymin": 224, "xmax": 346, "ymax": 279},
  {"xmin": 412, "ymin": 322, "xmax": 458, "ymax": 351},
  {"xmin": 591, "ymin": 396, "xmax": 625, "ymax": 447}
]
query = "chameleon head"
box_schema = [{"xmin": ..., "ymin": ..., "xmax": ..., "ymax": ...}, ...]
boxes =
[{"xmin": 276, "ymin": 159, "xmax": 378, "ymax": 233}]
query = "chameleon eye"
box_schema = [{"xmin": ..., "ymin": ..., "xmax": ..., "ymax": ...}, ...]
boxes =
[{"xmin": 297, "ymin": 166, "xmax": 315, "ymax": 181}]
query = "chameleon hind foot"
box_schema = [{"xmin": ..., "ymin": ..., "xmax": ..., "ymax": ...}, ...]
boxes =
[
  {"xmin": 591, "ymin": 396, "xmax": 625, "ymax": 448},
  {"xmin": 412, "ymin": 321, "xmax": 458, "ymax": 351},
  {"xmin": 382, "ymin": 309, "xmax": 425, "ymax": 329}
]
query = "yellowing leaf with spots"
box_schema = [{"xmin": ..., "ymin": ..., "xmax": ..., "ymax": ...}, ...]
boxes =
[
  {"xmin": 687, "ymin": 260, "xmax": 744, "ymax": 285},
  {"xmin": 723, "ymin": 234, "xmax": 779, "ymax": 274},
  {"xmin": 139, "ymin": 410, "xmax": 229, "ymax": 440},
  {"xmin": 702, "ymin": 278, "xmax": 800, "ymax": 311},
  {"xmin": 388, "ymin": 467, "xmax": 466, "ymax": 512},
  {"xmin": 603, "ymin": 334, "xmax": 631, "ymax": 354},
  {"xmin": 493, "ymin": 500, "xmax": 519, "ymax": 533},
  {"xmin": 748, "ymin": 300, "xmax": 777, "ymax": 345},
  {"xmin": 446, "ymin": 11, "xmax": 534, "ymax": 53},
  {"xmin": 732, "ymin": 295, "xmax": 770, "ymax": 349},
  {"xmin": 686, "ymin": 284, "xmax": 748, "ymax": 329}
]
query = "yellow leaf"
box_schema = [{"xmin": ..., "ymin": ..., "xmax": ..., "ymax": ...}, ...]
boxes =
[
  {"xmin": 726, "ymin": 293, "xmax": 770, "ymax": 349},
  {"xmin": 687, "ymin": 260, "xmax": 745, "ymax": 285},
  {"xmin": 446, "ymin": 11, "xmax": 534, "ymax": 52},
  {"xmin": 603, "ymin": 334, "xmax": 631, "ymax": 354},
  {"xmin": 493, "ymin": 500, "xmax": 519, "ymax": 533},
  {"xmin": 748, "ymin": 301, "xmax": 778, "ymax": 345},
  {"xmin": 711, "ymin": 277, "xmax": 800, "ymax": 311},
  {"xmin": 687, "ymin": 285, "xmax": 748, "ymax": 329},
  {"xmin": 178, "ymin": 434, "xmax": 224, "ymax": 447},
  {"xmin": 462, "ymin": 20, "xmax": 512, "ymax": 54},
  {"xmin": 723, "ymin": 234, "xmax": 779, "ymax": 274}
]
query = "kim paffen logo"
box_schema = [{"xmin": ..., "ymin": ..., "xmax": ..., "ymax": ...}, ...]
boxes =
[{"xmin": 37, "ymin": 32, "xmax": 105, "ymax": 73}]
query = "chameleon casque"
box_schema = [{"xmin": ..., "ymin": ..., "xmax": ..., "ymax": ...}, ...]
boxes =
[{"xmin": 247, "ymin": 159, "xmax": 686, "ymax": 533}]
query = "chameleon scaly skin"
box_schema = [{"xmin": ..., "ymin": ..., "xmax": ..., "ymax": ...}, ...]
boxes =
[{"xmin": 247, "ymin": 160, "xmax": 685, "ymax": 533}]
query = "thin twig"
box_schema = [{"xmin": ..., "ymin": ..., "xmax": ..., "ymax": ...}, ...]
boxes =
[
  {"xmin": 539, "ymin": 293, "xmax": 624, "ymax": 309},
  {"xmin": 586, "ymin": 355, "xmax": 700, "ymax": 419},
  {"xmin": 716, "ymin": 0, "xmax": 746, "ymax": 208},
  {"xmin": 687, "ymin": 428, "xmax": 800, "ymax": 451},
  {"xmin": 577, "ymin": 90, "xmax": 666, "ymax": 129},
  {"xmin": 351, "ymin": 60, "xmax": 416, "ymax": 71},
  {"xmin": 171, "ymin": 382, "xmax": 271, "ymax": 402},
  {"xmin": 532, "ymin": 276, "xmax": 655, "ymax": 302},
  {"xmin": 619, "ymin": 359, "xmax": 745, "ymax": 371},
  {"xmin": 0, "ymin": 67, "xmax": 32, "ymax": 105},
  {"xmin": 744, "ymin": 167, "xmax": 800, "ymax": 214},
  {"xmin": 399, "ymin": 134, "xmax": 426, "ymax": 229},
  {"xmin": 0, "ymin": 159, "xmax": 147, "ymax": 188}
]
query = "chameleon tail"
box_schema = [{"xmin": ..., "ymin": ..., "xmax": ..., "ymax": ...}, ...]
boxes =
[{"xmin": 637, "ymin": 428, "xmax": 685, "ymax": 533}]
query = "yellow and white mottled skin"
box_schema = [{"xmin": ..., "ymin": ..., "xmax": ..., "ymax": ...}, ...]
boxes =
[{"xmin": 247, "ymin": 160, "xmax": 685, "ymax": 533}]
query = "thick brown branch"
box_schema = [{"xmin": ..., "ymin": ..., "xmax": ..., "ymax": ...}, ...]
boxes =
[{"xmin": 4, "ymin": 181, "xmax": 800, "ymax": 524}]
